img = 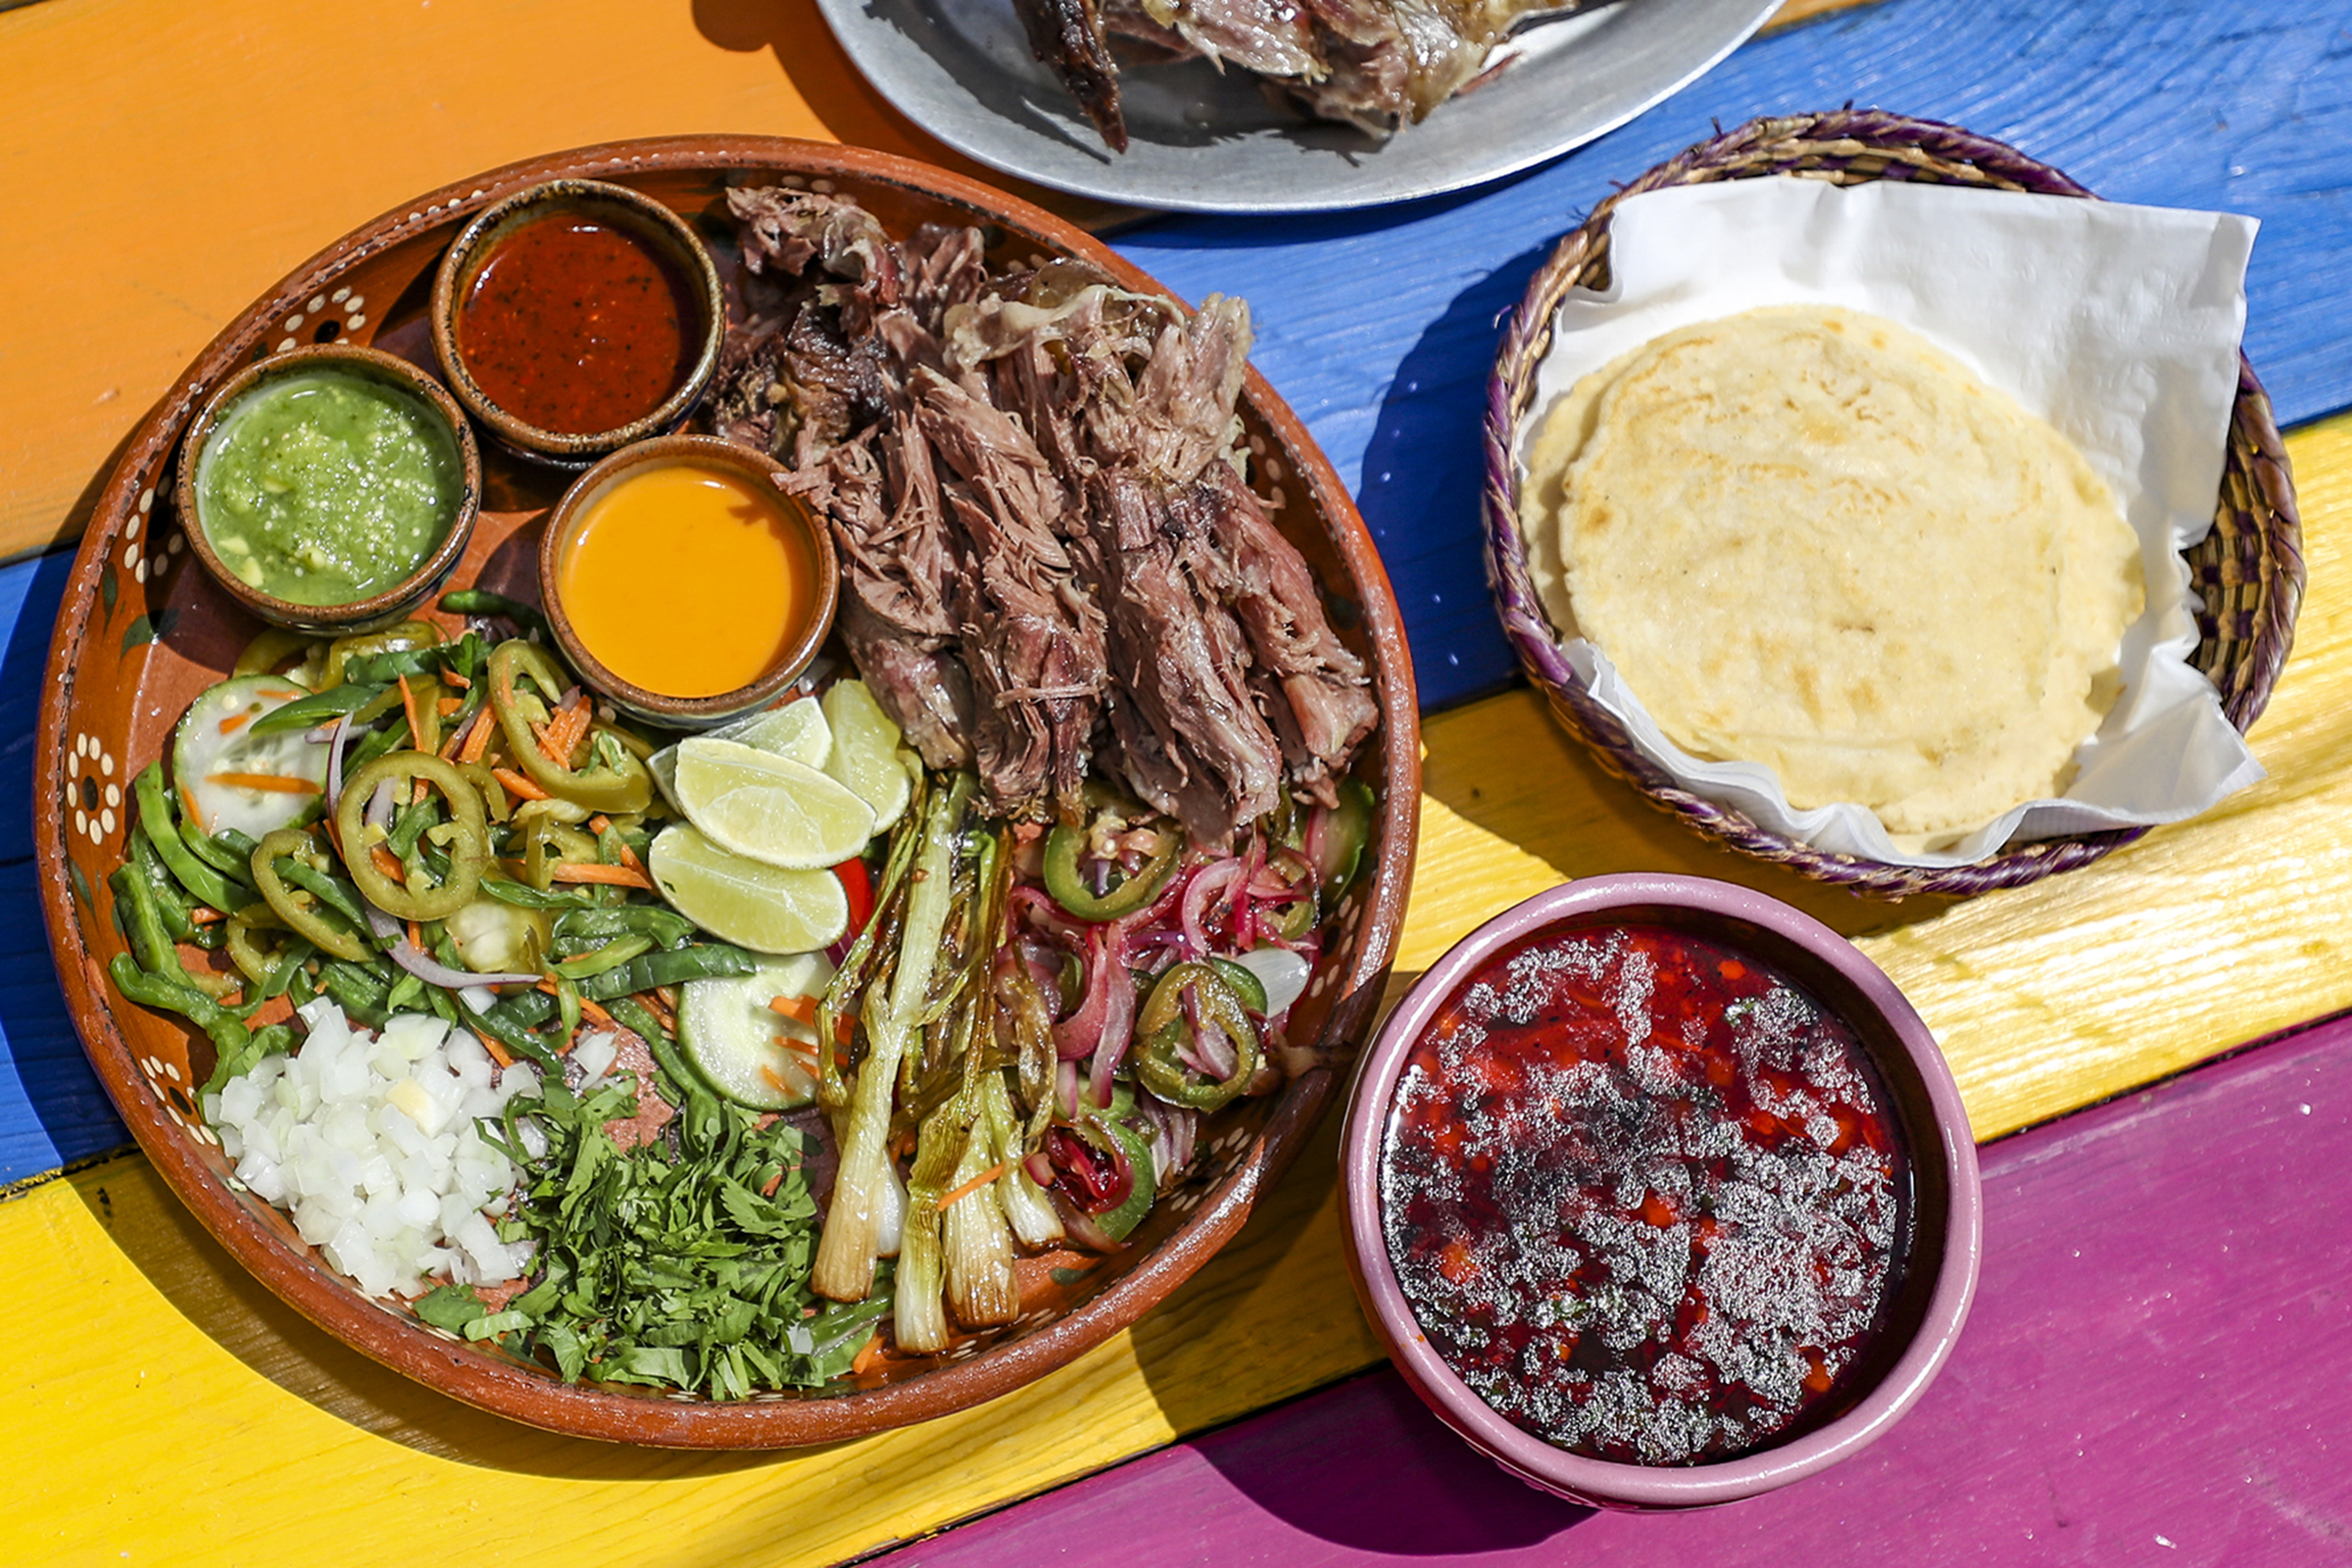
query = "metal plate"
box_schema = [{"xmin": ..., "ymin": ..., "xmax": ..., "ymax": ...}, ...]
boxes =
[{"xmin": 813, "ymin": 0, "xmax": 1782, "ymax": 214}]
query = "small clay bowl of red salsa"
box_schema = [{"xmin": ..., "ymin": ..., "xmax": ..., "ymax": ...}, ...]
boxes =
[
  {"xmin": 1341, "ymin": 874, "xmax": 1980, "ymax": 1509},
  {"xmin": 429, "ymin": 179, "xmax": 723, "ymax": 466}
]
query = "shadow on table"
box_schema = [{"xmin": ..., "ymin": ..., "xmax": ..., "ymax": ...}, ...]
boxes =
[
  {"xmin": 1115, "ymin": 1092, "xmax": 1588, "ymax": 1554},
  {"xmin": 1204, "ymin": 1372, "xmax": 1593, "ymax": 1556},
  {"xmin": 68, "ymin": 1152, "xmax": 808, "ymax": 1479}
]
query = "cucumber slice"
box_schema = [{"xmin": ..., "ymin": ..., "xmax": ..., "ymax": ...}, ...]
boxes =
[
  {"xmin": 675, "ymin": 951, "xmax": 836, "ymax": 1110},
  {"xmin": 171, "ymin": 673, "xmax": 333, "ymax": 841}
]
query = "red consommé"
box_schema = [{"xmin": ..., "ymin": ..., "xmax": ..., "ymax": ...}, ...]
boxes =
[
  {"xmin": 1381, "ymin": 923, "xmax": 1911, "ymax": 1466},
  {"xmin": 457, "ymin": 215, "xmax": 700, "ymax": 436}
]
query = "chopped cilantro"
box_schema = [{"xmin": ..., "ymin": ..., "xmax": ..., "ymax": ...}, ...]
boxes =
[{"xmin": 482, "ymin": 1070, "xmax": 885, "ymax": 1399}]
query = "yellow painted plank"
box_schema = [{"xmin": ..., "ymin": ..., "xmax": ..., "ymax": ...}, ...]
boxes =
[
  {"xmin": 0, "ymin": 1128, "xmax": 1381, "ymax": 1568},
  {"xmin": 9, "ymin": 414, "xmax": 2344, "ymax": 1567}
]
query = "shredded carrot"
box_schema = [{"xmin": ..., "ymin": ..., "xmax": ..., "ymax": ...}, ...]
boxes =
[
  {"xmin": 536, "ymin": 689, "xmax": 591, "ymax": 765},
  {"xmin": 398, "ymin": 674, "xmax": 426, "ymax": 752},
  {"xmin": 187, "ymin": 906, "xmax": 225, "ymax": 925},
  {"xmin": 206, "ymin": 771, "xmax": 322, "ymax": 794},
  {"xmin": 585, "ymin": 812, "xmax": 642, "ymax": 869},
  {"xmin": 936, "ymin": 1158, "xmax": 1018, "ymax": 1213},
  {"xmin": 407, "ymin": 920, "xmax": 423, "ymax": 952},
  {"xmin": 245, "ymin": 993, "xmax": 296, "ymax": 1031},
  {"xmin": 550, "ymin": 860, "xmax": 653, "ymax": 889},
  {"xmin": 369, "ymin": 844, "xmax": 407, "ymax": 884},
  {"xmin": 459, "ymin": 706, "xmax": 496, "ymax": 764},
  {"xmin": 759, "ymin": 1062, "xmax": 794, "ymax": 1094},
  {"xmin": 436, "ymin": 696, "xmax": 464, "ymax": 716},
  {"xmin": 178, "ymin": 782, "xmax": 208, "ymax": 835},
  {"xmin": 850, "ymin": 1330, "xmax": 887, "ymax": 1376},
  {"xmin": 471, "ymin": 1029, "xmax": 514, "ymax": 1070},
  {"xmin": 769, "ymin": 994, "xmax": 820, "ymax": 1026},
  {"xmin": 442, "ymin": 668, "xmax": 471, "ymax": 690},
  {"xmin": 218, "ymin": 711, "xmax": 252, "ymax": 735},
  {"xmin": 491, "ymin": 765, "xmax": 551, "ymax": 802}
]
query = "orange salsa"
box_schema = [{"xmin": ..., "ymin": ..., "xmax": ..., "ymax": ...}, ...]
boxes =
[{"xmin": 559, "ymin": 463, "xmax": 817, "ymax": 698}]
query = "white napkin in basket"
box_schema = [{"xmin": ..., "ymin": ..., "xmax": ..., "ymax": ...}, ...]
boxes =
[{"xmin": 1516, "ymin": 174, "xmax": 2264, "ymax": 866}]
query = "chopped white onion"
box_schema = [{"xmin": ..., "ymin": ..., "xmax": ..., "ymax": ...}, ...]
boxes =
[
  {"xmin": 202, "ymin": 997, "xmax": 538, "ymax": 1299},
  {"xmin": 1232, "ymin": 947, "xmax": 1311, "ymax": 1018}
]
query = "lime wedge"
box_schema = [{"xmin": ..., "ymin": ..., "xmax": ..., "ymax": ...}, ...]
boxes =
[
  {"xmin": 677, "ymin": 951, "xmax": 835, "ymax": 1109},
  {"xmin": 648, "ymin": 824, "xmax": 850, "ymax": 954},
  {"xmin": 725, "ymin": 696, "xmax": 833, "ymax": 769},
  {"xmin": 820, "ymin": 678, "xmax": 914, "ymax": 832},
  {"xmin": 645, "ymin": 695, "xmax": 832, "ymax": 817},
  {"xmin": 672, "ymin": 736, "xmax": 875, "ymax": 869}
]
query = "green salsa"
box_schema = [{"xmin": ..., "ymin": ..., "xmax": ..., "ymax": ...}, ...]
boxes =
[{"xmin": 196, "ymin": 368, "xmax": 463, "ymax": 608}]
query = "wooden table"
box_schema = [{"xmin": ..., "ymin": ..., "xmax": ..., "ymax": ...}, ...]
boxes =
[{"xmin": 5, "ymin": 0, "xmax": 2349, "ymax": 1562}]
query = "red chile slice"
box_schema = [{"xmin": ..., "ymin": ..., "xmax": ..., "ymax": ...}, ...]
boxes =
[
  {"xmin": 1046, "ymin": 1122, "xmax": 1133, "ymax": 1215},
  {"xmin": 1379, "ymin": 923, "xmax": 1912, "ymax": 1467}
]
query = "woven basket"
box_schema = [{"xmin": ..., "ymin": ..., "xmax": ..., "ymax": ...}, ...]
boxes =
[{"xmin": 1482, "ymin": 110, "xmax": 2306, "ymax": 900}]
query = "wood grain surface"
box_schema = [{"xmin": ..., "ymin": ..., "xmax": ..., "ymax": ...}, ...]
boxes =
[{"xmin": 882, "ymin": 1008, "xmax": 2352, "ymax": 1568}]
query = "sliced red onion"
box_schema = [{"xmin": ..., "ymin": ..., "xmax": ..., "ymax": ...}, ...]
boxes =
[
  {"xmin": 1055, "ymin": 1059, "xmax": 1081, "ymax": 1121},
  {"xmin": 323, "ymin": 713, "xmax": 354, "ymax": 813},
  {"xmin": 1180, "ymin": 858, "xmax": 1245, "ymax": 957},
  {"xmin": 1023, "ymin": 1150, "xmax": 1057, "ymax": 1189},
  {"xmin": 1052, "ymin": 1192, "xmax": 1121, "ymax": 1253},
  {"xmin": 1163, "ymin": 1102, "xmax": 1197, "ymax": 1176},
  {"xmin": 1010, "ymin": 884, "xmax": 1084, "ymax": 942},
  {"xmin": 1083, "ymin": 934, "xmax": 1137, "ymax": 1107},
  {"xmin": 388, "ymin": 937, "xmax": 538, "ymax": 992},
  {"xmin": 362, "ymin": 899, "xmax": 402, "ymax": 945},
  {"xmin": 1054, "ymin": 925, "xmax": 1128, "ymax": 1063}
]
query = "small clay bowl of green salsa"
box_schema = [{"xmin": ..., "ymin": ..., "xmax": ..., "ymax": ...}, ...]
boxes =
[
  {"xmin": 429, "ymin": 179, "xmax": 725, "ymax": 469},
  {"xmin": 176, "ymin": 344, "xmax": 480, "ymax": 633}
]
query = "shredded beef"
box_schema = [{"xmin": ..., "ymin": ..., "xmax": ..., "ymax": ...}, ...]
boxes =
[
  {"xmin": 1016, "ymin": 0, "xmax": 1564, "ymax": 150},
  {"xmin": 711, "ymin": 188, "xmax": 1375, "ymax": 843}
]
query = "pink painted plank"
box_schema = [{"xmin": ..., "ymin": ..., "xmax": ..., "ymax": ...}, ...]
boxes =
[{"xmin": 882, "ymin": 1017, "xmax": 2352, "ymax": 1566}]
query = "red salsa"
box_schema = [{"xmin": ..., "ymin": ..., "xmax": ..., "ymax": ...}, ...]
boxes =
[
  {"xmin": 456, "ymin": 214, "xmax": 702, "ymax": 435},
  {"xmin": 1382, "ymin": 923, "xmax": 1910, "ymax": 1466}
]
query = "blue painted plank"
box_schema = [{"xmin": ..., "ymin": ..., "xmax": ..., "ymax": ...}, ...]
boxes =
[
  {"xmin": 0, "ymin": 550, "xmax": 121, "ymax": 1184},
  {"xmin": 1114, "ymin": 0, "xmax": 2352, "ymax": 708}
]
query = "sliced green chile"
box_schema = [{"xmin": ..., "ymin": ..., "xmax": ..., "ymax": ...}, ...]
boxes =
[
  {"xmin": 335, "ymin": 751, "xmax": 489, "ymax": 921},
  {"xmin": 1135, "ymin": 961, "xmax": 1259, "ymax": 1111},
  {"xmin": 1042, "ymin": 820, "xmax": 1182, "ymax": 922},
  {"xmin": 487, "ymin": 640, "xmax": 651, "ymax": 813},
  {"xmin": 320, "ymin": 619, "xmax": 439, "ymax": 690},
  {"xmin": 250, "ymin": 829, "xmax": 368, "ymax": 961}
]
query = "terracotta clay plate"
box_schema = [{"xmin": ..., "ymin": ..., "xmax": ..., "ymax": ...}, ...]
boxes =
[{"xmin": 34, "ymin": 136, "xmax": 1420, "ymax": 1447}]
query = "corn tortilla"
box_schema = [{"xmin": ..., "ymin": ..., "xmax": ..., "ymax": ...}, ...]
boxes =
[{"xmin": 1520, "ymin": 305, "xmax": 2143, "ymax": 838}]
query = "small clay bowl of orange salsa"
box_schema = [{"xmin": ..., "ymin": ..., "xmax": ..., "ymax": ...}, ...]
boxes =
[
  {"xmin": 540, "ymin": 434, "xmax": 838, "ymax": 727},
  {"xmin": 1341, "ymin": 873, "xmax": 1982, "ymax": 1509},
  {"xmin": 430, "ymin": 179, "xmax": 724, "ymax": 466}
]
